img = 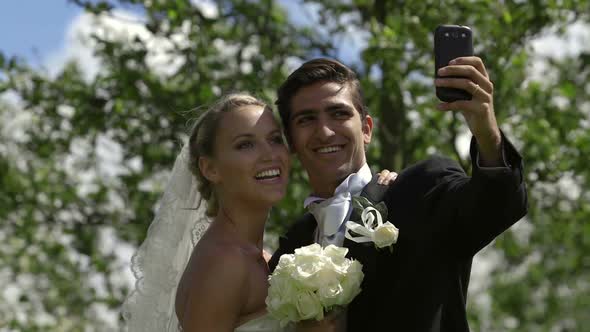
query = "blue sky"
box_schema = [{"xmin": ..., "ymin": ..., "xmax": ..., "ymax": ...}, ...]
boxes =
[
  {"xmin": 0, "ymin": 0, "xmax": 366, "ymax": 69},
  {"xmin": 0, "ymin": 1, "xmax": 586, "ymax": 77},
  {"xmin": 0, "ymin": 1, "xmax": 83, "ymax": 66}
]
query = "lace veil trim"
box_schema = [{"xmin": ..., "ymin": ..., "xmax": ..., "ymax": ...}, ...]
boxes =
[{"xmin": 122, "ymin": 144, "xmax": 210, "ymax": 331}]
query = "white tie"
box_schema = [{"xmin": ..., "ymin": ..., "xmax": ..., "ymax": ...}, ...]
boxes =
[{"xmin": 308, "ymin": 192, "xmax": 352, "ymax": 237}]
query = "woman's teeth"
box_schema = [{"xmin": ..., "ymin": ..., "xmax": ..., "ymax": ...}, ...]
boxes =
[{"xmin": 255, "ymin": 168, "xmax": 280, "ymax": 179}]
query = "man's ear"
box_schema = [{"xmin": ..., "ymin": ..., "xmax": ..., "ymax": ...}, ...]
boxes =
[
  {"xmin": 362, "ymin": 114, "xmax": 373, "ymax": 145},
  {"xmin": 198, "ymin": 156, "xmax": 220, "ymax": 184}
]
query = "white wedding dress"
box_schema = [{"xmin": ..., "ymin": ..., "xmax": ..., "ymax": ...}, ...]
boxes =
[
  {"xmin": 176, "ymin": 312, "xmax": 287, "ymax": 331},
  {"xmin": 122, "ymin": 144, "xmax": 293, "ymax": 332},
  {"xmin": 235, "ymin": 313, "xmax": 291, "ymax": 332}
]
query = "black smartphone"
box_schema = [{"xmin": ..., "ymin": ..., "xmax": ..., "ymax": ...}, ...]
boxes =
[{"xmin": 434, "ymin": 25, "xmax": 474, "ymax": 102}]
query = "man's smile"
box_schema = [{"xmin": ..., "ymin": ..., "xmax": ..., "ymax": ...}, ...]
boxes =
[{"xmin": 313, "ymin": 144, "xmax": 345, "ymax": 154}]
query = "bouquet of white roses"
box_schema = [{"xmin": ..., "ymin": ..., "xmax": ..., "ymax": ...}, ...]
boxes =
[{"xmin": 265, "ymin": 244, "xmax": 364, "ymax": 327}]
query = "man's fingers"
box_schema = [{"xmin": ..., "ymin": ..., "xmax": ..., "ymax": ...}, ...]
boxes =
[
  {"xmin": 436, "ymin": 66, "xmax": 492, "ymax": 93},
  {"xmin": 436, "ymin": 99, "xmax": 492, "ymax": 114},
  {"xmin": 436, "ymin": 100, "xmax": 473, "ymax": 112},
  {"xmin": 449, "ymin": 56, "xmax": 489, "ymax": 78},
  {"xmin": 377, "ymin": 170, "xmax": 398, "ymax": 185},
  {"xmin": 434, "ymin": 78, "xmax": 492, "ymax": 102}
]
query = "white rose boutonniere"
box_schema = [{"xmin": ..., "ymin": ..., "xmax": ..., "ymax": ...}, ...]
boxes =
[{"xmin": 345, "ymin": 196, "xmax": 399, "ymax": 251}]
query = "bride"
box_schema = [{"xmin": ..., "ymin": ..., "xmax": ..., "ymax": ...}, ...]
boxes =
[{"xmin": 122, "ymin": 93, "xmax": 395, "ymax": 331}]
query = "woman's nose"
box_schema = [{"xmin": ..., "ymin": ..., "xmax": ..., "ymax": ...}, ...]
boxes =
[{"xmin": 260, "ymin": 141, "xmax": 277, "ymax": 160}]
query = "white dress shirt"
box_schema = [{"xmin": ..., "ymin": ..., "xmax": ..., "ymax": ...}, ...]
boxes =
[{"xmin": 304, "ymin": 164, "xmax": 373, "ymax": 247}]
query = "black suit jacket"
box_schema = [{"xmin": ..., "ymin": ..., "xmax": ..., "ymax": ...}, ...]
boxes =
[{"xmin": 269, "ymin": 135, "xmax": 528, "ymax": 332}]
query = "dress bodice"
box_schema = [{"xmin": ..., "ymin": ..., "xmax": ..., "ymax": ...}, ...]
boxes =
[{"xmin": 235, "ymin": 313, "xmax": 292, "ymax": 332}]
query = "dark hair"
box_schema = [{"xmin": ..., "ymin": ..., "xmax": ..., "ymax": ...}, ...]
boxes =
[
  {"xmin": 188, "ymin": 93, "xmax": 271, "ymax": 217},
  {"xmin": 275, "ymin": 58, "xmax": 367, "ymax": 141}
]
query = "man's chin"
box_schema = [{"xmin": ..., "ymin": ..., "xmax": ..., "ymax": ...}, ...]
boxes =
[{"xmin": 312, "ymin": 165, "xmax": 354, "ymax": 184}]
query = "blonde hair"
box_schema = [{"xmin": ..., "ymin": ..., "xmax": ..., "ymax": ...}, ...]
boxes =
[{"xmin": 188, "ymin": 93, "xmax": 272, "ymax": 217}]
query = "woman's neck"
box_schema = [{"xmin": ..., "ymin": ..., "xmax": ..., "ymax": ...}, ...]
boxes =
[{"xmin": 215, "ymin": 200, "xmax": 269, "ymax": 250}]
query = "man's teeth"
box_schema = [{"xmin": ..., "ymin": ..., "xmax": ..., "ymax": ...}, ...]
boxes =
[
  {"xmin": 255, "ymin": 169, "xmax": 281, "ymax": 179},
  {"xmin": 317, "ymin": 146, "xmax": 342, "ymax": 153}
]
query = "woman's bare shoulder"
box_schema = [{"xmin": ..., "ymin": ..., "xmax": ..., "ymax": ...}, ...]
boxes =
[
  {"xmin": 177, "ymin": 241, "xmax": 248, "ymax": 308},
  {"xmin": 188, "ymin": 237, "xmax": 250, "ymax": 279}
]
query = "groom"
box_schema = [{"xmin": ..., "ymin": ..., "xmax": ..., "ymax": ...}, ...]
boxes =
[{"xmin": 269, "ymin": 58, "xmax": 528, "ymax": 331}]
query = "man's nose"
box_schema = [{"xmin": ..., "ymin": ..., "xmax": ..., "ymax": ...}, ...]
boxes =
[{"xmin": 315, "ymin": 119, "xmax": 336, "ymax": 139}]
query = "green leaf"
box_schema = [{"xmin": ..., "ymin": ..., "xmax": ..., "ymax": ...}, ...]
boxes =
[
  {"xmin": 559, "ymin": 81, "xmax": 577, "ymax": 98},
  {"xmin": 503, "ymin": 10, "xmax": 513, "ymax": 24}
]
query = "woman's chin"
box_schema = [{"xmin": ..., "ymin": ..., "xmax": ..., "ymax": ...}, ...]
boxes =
[{"xmin": 258, "ymin": 190, "xmax": 287, "ymax": 206}]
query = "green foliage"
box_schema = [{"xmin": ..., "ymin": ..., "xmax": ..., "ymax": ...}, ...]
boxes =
[{"xmin": 1, "ymin": 0, "xmax": 589, "ymax": 330}]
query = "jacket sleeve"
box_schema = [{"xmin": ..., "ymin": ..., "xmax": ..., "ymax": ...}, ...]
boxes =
[{"xmin": 420, "ymin": 131, "xmax": 528, "ymax": 258}]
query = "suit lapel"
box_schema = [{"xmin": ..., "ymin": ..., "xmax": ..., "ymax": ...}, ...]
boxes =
[{"xmin": 297, "ymin": 213, "xmax": 317, "ymax": 247}]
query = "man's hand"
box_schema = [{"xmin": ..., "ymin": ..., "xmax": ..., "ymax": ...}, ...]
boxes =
[
  {"xmin": 377, "ymin": 169, "xmax": 398, "ymax": 185},
  {"xmin": 434, "ymin": 56, "xmax": 503, "ymax": 166}
]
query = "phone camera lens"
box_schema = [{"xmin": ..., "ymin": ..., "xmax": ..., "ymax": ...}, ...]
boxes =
[
  {"xmin": 452, "ymin": 32, "xmax": 459, "ymax": 38},
  {"xmin": 444, "ymin": 32, "xmax": 450, "ymax": 37},
  {"xmin": 461, "ymin": 33, "xmax": 466, "ymax": 38}
]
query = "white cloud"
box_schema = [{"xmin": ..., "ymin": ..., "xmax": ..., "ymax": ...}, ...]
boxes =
[
  {"xmin": 530, "ymin": 21, "xmax": 590, "ymax": 59},
  {"xmin": 527, "ymin": 20, "xmax": 590, "ymax": 83},
  {"xmin": 278, "ymin": 0, "xmax": 320, "ymax": 28},
  {"xmin": 44, "ymin": 9, "xmax": 191, "ymax": 81},
  {"xmin": 44, "ymin": 12, "xmax": 102, "ymax": 81},
  {"xmin": 277, "ymin": 0, "xmax": 369, "ymax": 66}
]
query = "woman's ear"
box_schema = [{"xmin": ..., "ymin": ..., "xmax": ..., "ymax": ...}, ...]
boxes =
[{"xmin": 198, "ymin": 156, "xmax": 220, "ymax": 184}]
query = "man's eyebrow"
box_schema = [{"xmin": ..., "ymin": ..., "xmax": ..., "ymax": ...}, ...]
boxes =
[{"xmin": 326, "ymin": 103, "xmax": 354, "ymax": 111}]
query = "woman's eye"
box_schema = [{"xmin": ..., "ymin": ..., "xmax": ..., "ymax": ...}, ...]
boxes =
[{"xmin": 236, "ymin": 141, "xmax": 254, "ymax": 150}]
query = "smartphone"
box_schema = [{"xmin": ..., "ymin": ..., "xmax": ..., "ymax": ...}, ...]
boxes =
[{"xmin": 434, "ymin": 25, "xmax": 474, "ymax": 102}]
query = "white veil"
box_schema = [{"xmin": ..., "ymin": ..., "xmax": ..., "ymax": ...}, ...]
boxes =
[{"xmin": 122, "ymin": 143, "xmax": 210, "ymax": 331}]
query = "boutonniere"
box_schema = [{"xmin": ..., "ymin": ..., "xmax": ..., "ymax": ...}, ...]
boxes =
[{"xmin": 344, "ymin": 196, "xmax": 399, "ymax": 252}]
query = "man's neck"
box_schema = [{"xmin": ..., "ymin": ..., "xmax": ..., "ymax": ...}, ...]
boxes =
[
  {"xmin": 308, "ymin": 163, "xmax": 371, "ymax": 199},
  {"xmin": 310, "ymin": 183, "xmax": 340, "ymax": 199}
]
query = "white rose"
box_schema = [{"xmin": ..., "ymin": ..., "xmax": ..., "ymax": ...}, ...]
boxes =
[
  {"xmin": 311, "ymin": 262, "xmax": 341, "ymax": 289},
  {"xmin": 294, "ymin": 243, "xmax": 322, "ymax": 256},
  {"xmin": 317, "ymin": 282, "xmax": 344, "ymax": 308},
  {"xmin": 323, "ymin": 245, "xmax": 348, "ymax": 263},
  {"xmin": 292, "ymin": 244, "xmax": 325, "ymax": 285},
  {"xmin": 293, "ymin": 261, "xmax": 323, "ymax": 287},
  {"xmin": 295, "ymin": 290, "xmax": 324, "ymax": 321},
  {"xmin": 266, "ymin": 277, "xmax": 300, "ymax": 325},
  {"xmin": 274, "ymin": 275, "xmax": 300, "ymax": 299},
  {"xmin": 373, "ymin": 221, "xmax": 399, "ymax": 248},
  {"xmin": 277, "ymin": 253, "xmax": 295, "ymax": 268},
  {"xmin": 339, "ymin": 260, "xmax": 364, "ymax": 304}
]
